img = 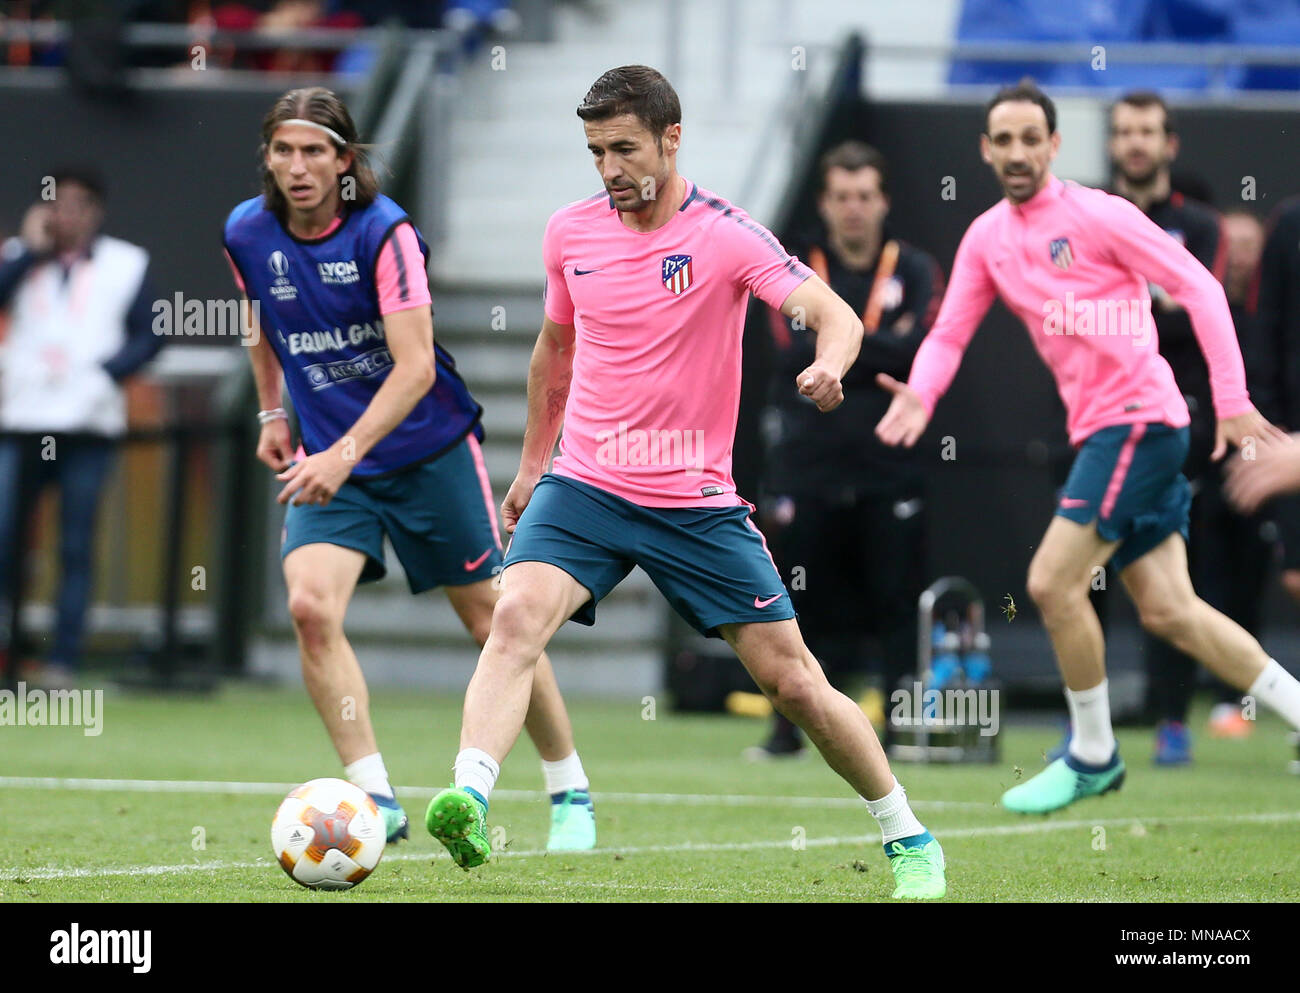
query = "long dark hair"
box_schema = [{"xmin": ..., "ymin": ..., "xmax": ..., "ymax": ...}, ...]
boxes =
[{"xmin": 259, "ymin": 87, "xmax": 379, "ymax": 222}]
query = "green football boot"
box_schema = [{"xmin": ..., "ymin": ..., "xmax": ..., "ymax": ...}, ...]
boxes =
[
  {"xmin": 546, "ymin": 789, "xmax": 596, "ymax": 851},
  {"xmin": 886, "ymin": 834, "xmax": 947, "ymax": 899},
  {"xmin": 426, "ymin": 785, "xmax": 491, "ymax": 869},
  {"xmin": 1001, "ymin": 753, "xmax": 1126, "ymax": 814}
]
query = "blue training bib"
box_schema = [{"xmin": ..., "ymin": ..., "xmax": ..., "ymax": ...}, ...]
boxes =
[{"xmin": 224, "ymin": 194, "xmax": 482, "ymax": 476}]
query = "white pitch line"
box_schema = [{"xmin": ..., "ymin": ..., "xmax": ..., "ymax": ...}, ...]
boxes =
[
  {"xmin": 6, "ymin": 809, "xmax": 1300, "ymax": 883},
  {"xmin": 0, "ymin": 776, "xmax": 988, "ymax": 810}
]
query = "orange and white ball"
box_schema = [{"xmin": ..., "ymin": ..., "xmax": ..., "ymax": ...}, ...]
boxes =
[{"xmin": 271, "ymin": 778, "xmax": 385, "ymax": 890}]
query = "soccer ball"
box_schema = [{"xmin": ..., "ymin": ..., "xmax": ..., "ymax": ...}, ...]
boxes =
[{"xmin": 271, "ymin": 778, "xmax": 385, "ymax": 890}]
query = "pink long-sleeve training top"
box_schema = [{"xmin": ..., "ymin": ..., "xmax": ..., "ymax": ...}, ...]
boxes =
[{"xmin": 907, "ymin": 175, "xmax": 1252, "ymax": 446}]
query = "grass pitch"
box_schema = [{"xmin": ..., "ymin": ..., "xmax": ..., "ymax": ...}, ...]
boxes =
[{"xmin": 2, "ymin": 684, "xmax": 1298, "ymax": 902}]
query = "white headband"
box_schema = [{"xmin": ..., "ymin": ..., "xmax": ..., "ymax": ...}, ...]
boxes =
[{"xmin": 278, "ymin": 118, "xmax": 347, "ymax": 147}]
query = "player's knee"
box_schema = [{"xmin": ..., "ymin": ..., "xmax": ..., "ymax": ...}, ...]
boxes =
[
  {"xmin": 287, "ymin": 587, "xmax": 343, "ymax": 651},
  {"xmin": 765, "ymin": 660, "xmax": 825, "ymax": 721},
  {"xmin": 1136, "ymin": 595, "xmax": 1195, "ymax": 645},
  {"xmin": 1026, "ymin": 566, "xmax": 1071, "ymax": 616},
  {"xmin": 484, "ymin": 592, "xmax": 550, "ymax": 660}
]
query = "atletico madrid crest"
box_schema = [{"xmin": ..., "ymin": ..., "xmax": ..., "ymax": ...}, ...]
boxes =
[
  {"xmin": 1049, "ymin": 237, "xmax": 1074, "ymax": 270},
  {"xmin": 662, "ymin": 254, "xmax": 693, "ymax": 294}
]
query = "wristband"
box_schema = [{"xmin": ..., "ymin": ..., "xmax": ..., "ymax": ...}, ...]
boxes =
[{"xmin": 257, "ymin": 408, "xmax": 288, "ymax": 425}]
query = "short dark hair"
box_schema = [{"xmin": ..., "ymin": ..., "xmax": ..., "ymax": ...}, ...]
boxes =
[
  {"xmin": 49, "ymin": 166, "xmax": 106, "ymax": 203},
  {"xmin": 576, "ymin": 65, "xmax": 681, "ymax": 143},
  {"xmin": 984, "ymin": 77, "xmax": 1056, "ymax": 135},
  {"xmin": 1112, "ymin": 90, "xmax": 1175, "ymax": 134},
  {"xmin": 818, "ymin": 141, "xmax": 889, "ymax": 196}
]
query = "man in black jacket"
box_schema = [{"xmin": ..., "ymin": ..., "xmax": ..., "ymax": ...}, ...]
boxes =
[{"xmin": 749, "ymin": 142, "xmax": 944, "ymax": 758}]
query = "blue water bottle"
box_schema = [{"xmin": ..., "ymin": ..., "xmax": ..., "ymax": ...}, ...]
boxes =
[
  {"xmin": 930, "ymin": 625, "xmax": 962, "ymax": 693},
  {"xmin": 963, "ymin": 631, "xmax": 992, "ymax": 685}
]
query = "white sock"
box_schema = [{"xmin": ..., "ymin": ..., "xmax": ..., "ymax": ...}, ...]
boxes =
[
  {"xmin": 454, "ymin": 747, "xmax": 500, "ymax": 802},
  {"xmin": 864, "ymin": 778, "xmax": 926, "ymax": 844},
  {"xmin": 1248, "ymin": 659, "xmax": 1300, "ymax": 730},
  {"xmin": 344, "ymin": 752, "xmax": 393, "ymax": 799},
  {"xmin": 541, "ymin": 750, "xmax": 589, "ymax": 795},
  {"xmin": 1065, "ymin": 679, "xmax": 1116, "ymax": 766}
]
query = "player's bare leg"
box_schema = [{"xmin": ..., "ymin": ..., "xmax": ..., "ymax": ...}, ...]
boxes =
[
  {"xmin": 1121, "ymin": 534, "xmax": 1300, "ymax": 730},
  {"xmin": 283, "ymin": 543, "xmax": 373, "ymax": 764},
  {"xmin": 1025, "ymin": 516, "xmax": 1120, "ymax": 692},
  {"xmin": 1001, "ymin": 517, "xmax": 1130, "ymax": 812},
  {"xmin": 283, "ymin": 542, "xmax": 408, "ymax": 839},
  {"xmin": 445, "ymin": 573, "xmax": 596, "ymax": 850},
  {"xmin": 722, "ymin": 618, "xmax": 894, "ymax": 798},
  {"xmin": 427, "ymin": 561, "xmax": 592, "ymax": 867},
  {"xmin": 457, "ymin": 561, "xmax": 590, "ymax": 761},
  {"xmin": 445, "ymin": 576, "xmax": 577, "ymax": 761},
  {"xmin": 723, "ymin": 617, "xmax": 945, "ymax": 898}
]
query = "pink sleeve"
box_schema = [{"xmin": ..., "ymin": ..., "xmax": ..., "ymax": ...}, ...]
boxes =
[
  {"xmin": 720, "ymin": 210, "xmax": 811, "ymax": 309},
  {"xmin": 223, "ymin": 248, "xmax": 246, "ymax": 293},
  {"xmin": 1103, "ymin": 195, "xmax": 1252, "ymax": 419},
  {"xmin": 375, "ymin": 223, "xmax": 433, "ymax": 316},
  {"xmin": 907, "ymin": 224, "xmax": 997, "ymax": 415},
  {"xmin": 542, "ymin": 210, "xmax": 575, "ymax": 325}
]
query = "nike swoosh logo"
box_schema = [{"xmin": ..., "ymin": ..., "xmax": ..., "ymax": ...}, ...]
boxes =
[
  {"xmin": 754, "ymin": 594, "xmax": 783, "ymax": 608},
  {"xmin": 573, "ymin": 266, "xmax": 602, "ymax": 275},
  {"xmin": 463, "ymin": 548, "xmax": 493, "ymax": 571},
  {"xmin": 1059, "ymin": 498, "xmax": 1089, "ymax": 509}
]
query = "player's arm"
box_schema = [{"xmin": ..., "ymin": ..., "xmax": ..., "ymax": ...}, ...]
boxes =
[
  {"xmin": 226, "ymin": 239, "xmax": 294, "ymax": 474},
  {"xmin": 1150, "ymin": 208, "xmax": 1223, "ymax": 318},
  {"xmin": 276, "ymin": 303, "xmax": 434, "ymax": 506},
  {"xmin": 499, "ymin": 211, "xmax": 579, "ymax": 531},
  {"xmin": 1225, "ymin": 431, "xmax": 1300, "ymax": 513},
  {"xmin": 778, "ymin": 274, "xmax": 861, "ymax": 412},
  {"xmin": 501, "ymin": 315, "xmax": 576, "ymax": 533},
  {"xmin": 1106, "ymin": 196, "xmax": 1287, "ymax": 457},
  {"xmin": 875, "ymin": 226, "xmax": 994, "ymax": 448},
  {"xmin": 242, "ymin": 295, "xmax": 295, "ymax": 472}
]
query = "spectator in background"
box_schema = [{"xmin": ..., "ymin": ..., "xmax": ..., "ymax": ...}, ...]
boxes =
[
  {"xmin": 748, "ymin": 142, "xmax": 944, "ymax": 759},
  {"xmin": 0, "ymin": 168, "xmax": 162, "ymax": 690},
  {"xmin": 1107, "ymin": 90, "xmax": 1264, "ymax": 761},
  {"xmin": 208, "ymin": 1, "xmax": 365, "ymax": 72}
]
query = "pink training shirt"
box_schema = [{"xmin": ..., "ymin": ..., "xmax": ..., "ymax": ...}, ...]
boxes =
[
  {"xmin": 542, "ymin": 182, "xmax": 812, "ymax": 507},
  {"xmin": 224, "ymin": 217, "xmax": 431, "ymax": 316},
  {"xmin": 908, "ymin": 176, "xmax": 1252, "ymax": 446}
]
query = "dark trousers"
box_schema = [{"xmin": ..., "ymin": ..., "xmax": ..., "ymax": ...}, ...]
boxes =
[
  {"xmin": 0, "ymin": 433, "xmax": 116, "ymax": 670},
  {"xmin": 761, "ymin": 484, "xmax": 926, "ymax": 740}
]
